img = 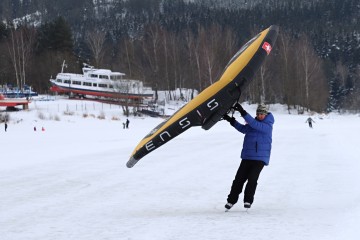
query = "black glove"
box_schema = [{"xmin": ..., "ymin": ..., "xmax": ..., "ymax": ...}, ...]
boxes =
[
  {"xmin": 233, "ymin": 103, "xmax": 247, "ymax": 116},
  {"xmin": 223, "ymin": 115, "xmax": 236, "ymax": 125}
]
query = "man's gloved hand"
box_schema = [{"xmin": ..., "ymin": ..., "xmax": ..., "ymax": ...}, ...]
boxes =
[
  {"xmin": 233, "ymin": 103, "xmax": 247, "ymax": 116},
  {"xmin": 223, "ymin": 115, "xmax": 236, "ymax": 125}
]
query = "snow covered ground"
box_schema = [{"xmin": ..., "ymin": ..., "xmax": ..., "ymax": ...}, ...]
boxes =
[{"xmin": 1, "ymin": 97, "xmax": 359, "ymax": 240}]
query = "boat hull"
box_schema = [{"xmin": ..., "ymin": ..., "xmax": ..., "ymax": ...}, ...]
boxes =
[{"xmin": 50, "ymin": 83, "xmax": 153, "ymax": 99}]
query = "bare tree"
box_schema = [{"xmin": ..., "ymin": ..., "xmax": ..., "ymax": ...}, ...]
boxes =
[
  {"xmin": 223, "ymin": 27, "xmax": 238, "ymax": 63},
  {"xmin": 193, "ymin": 26, "xmax": 203, "ymax": 91},
  {"xmin": 141, "ymin": 24, "xmax": 163, "ymax": 100},
  {"xmin": 161, "ymin": 29, "xmax": 172, "ymax": 98},
  {"xmin": 296, "ymin": 35, "xmax": 324, "ymax": 111},
  {"xmin": 195, "ymin": 24, "xmax": 226, "ymax": 89},
  {"xmin": 247, "ymin": 60, "xmax": 273, "ymax": 105},
  {"xmin": 85, "ymin": 29, "xmax": 107, "ymax": 67},
  {"xmin": 278, "ymin": 32, "xmax": 293, "ymax": 112},
  {"xmin": 7, "ymin": 26, "xmax": 35, "ymax": 91},
  {"xmin": 198, "ymin": 25, "xmax": 216, "ymax": 85},
  {"xmin": 169, "ymin": 32, "xmax": 179, "ymax": 91},
  {"xmin": 123, "ymin": 39, "xmax": 133, "ymax": 77},
  {"xmin": 112, "ymin": 80, "xmax": 131, "ymax": 116},
  {"xmin": 183, "ymin": 27, "xmax": 197, "ymax": 98}
]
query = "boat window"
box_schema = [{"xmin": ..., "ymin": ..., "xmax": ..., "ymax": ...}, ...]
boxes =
[
  {"xmin": 99, "ymin": 84, "xmax": 108, "ymax": 88},
  {"xmin": 99, "ymin": 75, "xmax": 109, "ymax": 79},
  {"xmin": 90, "ymin": 74, "xmax": 98, "ymax": 78},
  {"xmin": 83, "ymin": 82, "xmax": 92, "ymax": 86},
  {"xmin": 72, "ymin": 81, "xmax": 82, "ymax": 85},
  {"xmin": 93, "ymin": 83, "xmax": 97, "ymax": 87},
  {"xmin": 64, "ymin": 80, "xmax": 70, "ymax": 84},
  {"xmin": 111, "ymin": 75, "xmax": 122, "ymax": 80},
  {"xmin": 109, "ymin": 85, "xmax": 113, "ymax": 88},
  {"xmin": 56, "ymin": 79, "xmax": 63, "ymax": 83}
]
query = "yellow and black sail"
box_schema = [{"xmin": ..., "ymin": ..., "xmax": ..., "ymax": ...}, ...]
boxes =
[{"xmin": 127, "ymin": 25, "xmax": 279, "ymax": 168}]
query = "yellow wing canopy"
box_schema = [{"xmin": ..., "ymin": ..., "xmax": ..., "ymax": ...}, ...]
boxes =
[{"xmin": 127, "ymin": 25, "xmax": 279, "ymax": 168}]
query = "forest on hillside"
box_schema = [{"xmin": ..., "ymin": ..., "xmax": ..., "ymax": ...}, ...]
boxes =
[{"xmin": 0, "ymin": 0, "xmax": 359, "ymax": 112}]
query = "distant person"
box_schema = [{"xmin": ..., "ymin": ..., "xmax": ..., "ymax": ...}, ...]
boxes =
[
  {"xmin": 126, "ymin": 119, "xmax": 130, "ymax": 129},
  {"xmin": 34, "ymin": 126, "xmax": 37, "ymax": 131},
  {"xmin": 123, "ymin": 122, "xmax": 126, "ymax": 129},
  {"xmin": 5, "ymin": 122, "xmax": 8, "ymax": 132},
  {"xmin": 305, "ymin": 117, "xmax": 315, "ymax": 128},
  {"xmin": 223, "ymin": 103, "xmax": 274, "ymax": 210},
  {"xmin": 42, "ymin": 127, "xmax": 45, "ymax": 131}
]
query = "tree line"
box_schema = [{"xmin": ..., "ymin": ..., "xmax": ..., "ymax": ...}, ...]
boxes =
[{"xmin": 0, "ymin": 0, "xmax": 359, "ymax": 113}]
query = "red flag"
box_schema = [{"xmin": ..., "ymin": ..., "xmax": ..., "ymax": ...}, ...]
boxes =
[{"xmin": 262, "ymin": 42, "xmax": 272, "ymax": 55}]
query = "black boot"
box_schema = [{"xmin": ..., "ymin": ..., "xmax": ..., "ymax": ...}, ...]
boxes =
[{"xmin": 244, "ymin": 202, "xmax": 251, "ymax": 208}]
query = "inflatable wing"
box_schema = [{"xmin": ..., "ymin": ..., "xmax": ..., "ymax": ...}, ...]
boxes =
[{"xmin": 127, "ymin": 25, "xmax": 279, "ymax": 168}]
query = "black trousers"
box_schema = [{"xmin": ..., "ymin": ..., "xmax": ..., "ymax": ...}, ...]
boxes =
[{"xmin": 227, "ymin": 159, "xmax": 265, "ymax": 205}]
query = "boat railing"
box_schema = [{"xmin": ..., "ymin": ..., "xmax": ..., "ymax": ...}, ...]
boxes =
[{"xmin": 57, "ymin": 73, "xmax": 84, "ymax": 78}]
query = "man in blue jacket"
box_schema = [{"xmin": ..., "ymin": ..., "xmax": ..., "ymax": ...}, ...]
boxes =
[{"xmin": 223, "ymin": 103, "xmax": 274, "ymax": 210}]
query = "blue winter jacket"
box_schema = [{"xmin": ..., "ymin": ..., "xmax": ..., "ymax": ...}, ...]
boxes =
[{"xmin": 232, "ymin": 113, "xmax": 274, "ymax": 165}]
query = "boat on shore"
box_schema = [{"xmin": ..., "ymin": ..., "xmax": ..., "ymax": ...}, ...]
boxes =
[
  {"xmin": 0, "ymin": 93, "xmax": 31, "ymax": 110},
  {"xmin": 49, "ymin": 62, "xmax": 153, "ymax": 102},
  {"xmin": 0, "ymin": 85, "xmax": 38, "ymax": 99}
]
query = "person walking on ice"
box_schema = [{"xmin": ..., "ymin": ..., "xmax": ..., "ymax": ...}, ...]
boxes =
[
  {"xmin": 305, "ymin": 117, "xmax": 315, "ymax": 128},
  {"xmin": 223, "ymin": 103, "xmax": 274, "ymax": 210}
]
